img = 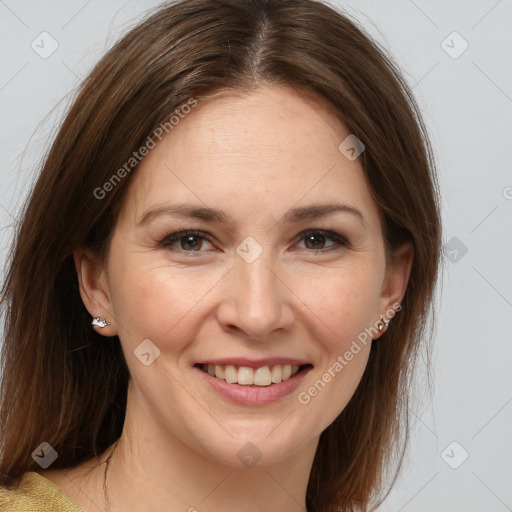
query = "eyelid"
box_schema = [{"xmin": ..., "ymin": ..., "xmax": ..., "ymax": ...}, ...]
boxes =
[
  {"xmin": 160, "ymin": 228, "xmax": 349, "ymax": 253},
  {"xmin": 161, "ymin": 230, "xmax": 216, "ymax": 252},
  {"xmin": 291, "ymin": 229, "xmax": 349, "ymax": 249}
]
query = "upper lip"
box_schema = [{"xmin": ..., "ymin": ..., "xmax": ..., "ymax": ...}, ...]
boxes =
[{"xmin": 195, "ymin": 358, "xmax": 312, "ymax": 368}]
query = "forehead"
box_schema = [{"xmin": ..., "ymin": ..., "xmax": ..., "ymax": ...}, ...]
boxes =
[
  {"xmin": 176, "ymin": 85, "xmax": 348, "ymax": 155},
  {"xmin": 117, "ymin": 85, "xmax": 381, "ymax": 230}
]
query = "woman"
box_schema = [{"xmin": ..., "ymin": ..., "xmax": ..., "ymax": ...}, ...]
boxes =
[{"xmin": 0, "ymin": 0, "xmax": 441, "ymax": 511}]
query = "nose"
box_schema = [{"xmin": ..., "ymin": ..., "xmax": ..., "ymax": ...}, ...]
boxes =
[{"xmin": 216, "ymin": 250, "xmax": 295, "ymax": 342}]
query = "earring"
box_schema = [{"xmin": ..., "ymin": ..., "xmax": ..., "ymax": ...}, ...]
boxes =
[
  {"xmin": 92, "ymin": 317, "xmax": 110, "ymax": 328},
  {"xmin": 378, "ymin": 317, "xmax": 390, "ymax": 333}
]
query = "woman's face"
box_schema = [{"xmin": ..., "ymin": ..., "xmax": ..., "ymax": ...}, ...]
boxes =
[{"xmin": 79, "ymin": 85, "xmax": 410, "ymax": 467}]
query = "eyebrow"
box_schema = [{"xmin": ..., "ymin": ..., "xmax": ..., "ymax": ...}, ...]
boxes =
[{"xmin": 137, "ymin": 202, "xmax": 365, "ymax": 228}]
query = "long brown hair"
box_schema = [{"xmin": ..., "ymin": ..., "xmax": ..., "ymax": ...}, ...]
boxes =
[{"xmin": 0, "ymin": 1, "xmax": 441, "ymax": 510}]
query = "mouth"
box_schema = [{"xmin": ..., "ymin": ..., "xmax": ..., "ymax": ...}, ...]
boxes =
[
  {"xmin": 193, "ymin": 360, "xmax": 314, "ymax": 406},
  {"xmin": 194, "ymin": 362, "xmax": 313, "ymax": 387}
]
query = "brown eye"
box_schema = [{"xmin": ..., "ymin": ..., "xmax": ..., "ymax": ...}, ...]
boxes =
[
  {"xmin": 162, "ymin": 230, "xmax": 214, "ymax": 253},
  {"xmin": 180, "ymin": 234, "xmax": 203, "ymax": 251},
  {"xmin": 295, "ymin": 230, "xmax": 348, "ymax": 252},
  {"xmin": 304, "ymin": 233, "xmax": 328, "ymax": 249}
]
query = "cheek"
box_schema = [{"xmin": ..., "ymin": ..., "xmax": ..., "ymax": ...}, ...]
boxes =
[
  {"xmin": 109, "ymin": 255, "xmax": 221, "ymax": 351},
  {"xmin": 290, "ymin": 265, "xmax": 379, "ymax": 420},
  {"xmin": 291, "ymin": 263, "xmax": 381, "ymax": 350},
  {"xmin": 293, "ymin": 305, "xmax": 375, "ymax": 433}
]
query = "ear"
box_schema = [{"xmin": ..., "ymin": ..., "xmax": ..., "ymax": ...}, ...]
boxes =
[
  {"xmin": 73, "ymin": 247, "xmax": 118, "ymax": 336},
  {"xmin": 373, "ymin": 241, "xmax": 414, "ymax": 339}
]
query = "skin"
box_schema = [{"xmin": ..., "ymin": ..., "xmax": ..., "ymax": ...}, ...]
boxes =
[{"xmin": 37, "ymin": 84, "xmax": 413, "ymax": 512}]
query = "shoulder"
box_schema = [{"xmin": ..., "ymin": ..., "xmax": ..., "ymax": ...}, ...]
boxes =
[{"xmin": 0, "ymin": 471, "xmax": 84, "ymax": 512}]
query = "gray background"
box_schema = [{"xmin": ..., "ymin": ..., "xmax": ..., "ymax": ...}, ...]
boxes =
[{"xmin": 1, "ymin": 1, "xmax": 511, "ymax": 511}]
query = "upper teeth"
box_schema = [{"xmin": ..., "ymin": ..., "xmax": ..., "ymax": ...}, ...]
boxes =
[{"xmin": 203, "ymin": 364, "xmax": 301, "ymax": 386}]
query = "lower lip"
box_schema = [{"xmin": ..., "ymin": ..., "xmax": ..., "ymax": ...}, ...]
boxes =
[{"xmin": 194, "ymin": 365, "xmax": 313, "ymax": 406}]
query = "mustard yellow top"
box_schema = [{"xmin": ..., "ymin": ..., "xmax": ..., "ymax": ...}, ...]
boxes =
[{"xmin": 0, "ymin": 472, "xmax": 84, "ymax": 511}]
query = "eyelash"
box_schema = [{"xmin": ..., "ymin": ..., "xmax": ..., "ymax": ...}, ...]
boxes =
[{"xmin": 160, "ymin": 229, "xmax": 349, "ymax": 255}]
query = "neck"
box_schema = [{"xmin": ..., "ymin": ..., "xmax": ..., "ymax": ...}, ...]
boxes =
[{"xmin": 106, "ymin": 381, "xmax": 317, "ymax": 512}]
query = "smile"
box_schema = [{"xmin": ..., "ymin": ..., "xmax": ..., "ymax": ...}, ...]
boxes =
[
  {"xmin": 198, "ymin": 363, "xmax": 307, "ymax": 386},
  {"xmin": 194, "ymin": 360, "xmax": 314, "ymax": 406}
]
